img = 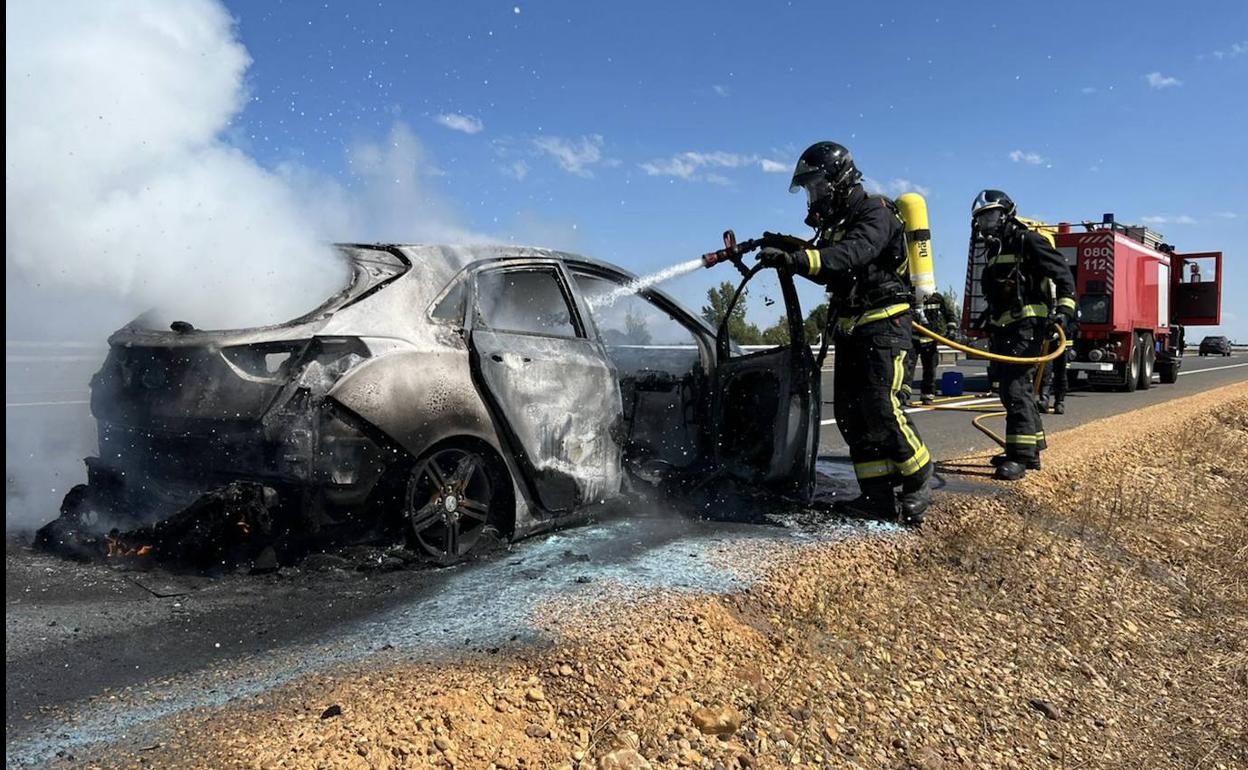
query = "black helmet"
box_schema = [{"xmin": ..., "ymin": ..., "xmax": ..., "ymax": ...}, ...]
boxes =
[
  {"xmin": 790, "ymin": 142, "xmax": 863, "ymax": 227},
  {"xmin": 971, "ymin": 189, "xmax": 1016, "ymax": 242},
  {"xmin": 971, "ymin": 189, "xmax": 1016, "ymax": 218},
  {"xmin": 789, "ymin": 141, "xmax": 861, "ymax": 193}
]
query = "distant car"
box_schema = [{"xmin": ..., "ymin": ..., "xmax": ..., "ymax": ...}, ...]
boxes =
[
  {"xmin": 1198, "ymin": 335, "xmax": 1233, "ymax": 357},
  {"xmin": 74, "ymin": 245, "xmax": 820, "ymax": 563}
]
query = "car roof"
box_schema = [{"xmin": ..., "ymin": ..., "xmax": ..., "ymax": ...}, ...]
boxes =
[{"xmin": 349, "ymin": 243, "xmax": 711, "ymax": 335}]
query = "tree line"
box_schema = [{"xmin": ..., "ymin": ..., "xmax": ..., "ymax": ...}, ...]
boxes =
[{"xmin": 700, "ymin": 281, "xmax": 962, "ymax": 346}]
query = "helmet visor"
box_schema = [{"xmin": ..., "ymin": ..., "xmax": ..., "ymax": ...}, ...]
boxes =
[
  {"xmin": 804, "ymin": 176, "xmax": 835, "ymax": 208},
  {"xmin": 789, "ymin": 157, "xmax": 825, "ymax": 193},
  {"xmin": 973, "ymin": 207, "xmax": 1005, "ymax": 235}
]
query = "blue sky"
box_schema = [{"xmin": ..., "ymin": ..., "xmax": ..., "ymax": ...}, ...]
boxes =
[{"xmin": 225, "ymin": 0, "xmax": 1247, "ymax": 339}]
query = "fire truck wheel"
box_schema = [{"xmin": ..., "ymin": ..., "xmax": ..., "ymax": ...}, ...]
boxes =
[
  {"xmin": 1121, "ymin": 339, "xmax": 1140, "ymax": 393},
  {"xmin": 1137, "ymin": 333, "xmax": 1154, "ymax": 390}
]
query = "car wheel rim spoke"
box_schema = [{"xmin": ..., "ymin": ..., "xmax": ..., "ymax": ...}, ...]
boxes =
[
  {"xmin": 421, "ymin": 457, "xmax": 449, "ymax": 490},
  {"xmin": 459, "ymin": 498, "xmax": 489, "ymax": 523},
  {"xmin": 452, "ymin": 455, "xmax": 480, "ymax": 491},
  {"xmin": 446, "ymin": 519, "xmax": 460, "ymax": 556},
  {"xmin": 408, "ymin": 501, "xmax": 444, "ymax": 534}
]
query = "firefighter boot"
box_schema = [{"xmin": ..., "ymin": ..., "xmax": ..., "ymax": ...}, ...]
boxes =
[
  {"xmin": 921, "ymin": 393, "xmax": 935, "ymax": 405},
  {"xmin": 990, "ymin": 454, "xmax": 1041, "ymax": 471},
  {"xmin": 1053, "ymin": 400, "xmax": 1066, "ymax": 415},
  {"xmin": 833, "ymin": 483, "xmax": 898, "ymax": 520},
  {"xmin": 897, "ymin": 464, "xmax": 933, "ymax": 526},
  {"xmin": 994, "ymin": 460, "xmax": 1029, "ymax": 481}
]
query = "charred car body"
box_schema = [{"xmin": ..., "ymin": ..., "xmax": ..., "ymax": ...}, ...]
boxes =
[{"xmin": 63, "ymin": 245, "xmax": 820, "ymax": 563}]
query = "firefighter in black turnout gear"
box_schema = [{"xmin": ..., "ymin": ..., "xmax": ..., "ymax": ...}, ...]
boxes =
[
  {"xmin": 971, "ymin": 190, "xmax": 1077, "ymax": 480},
  {"xmin": 916, "ymin": 292, "xmax": 957, "ymax": 404},
  {"xmin": 1038, "ymin": 280, "xmax": 1077, "ymax": 414},
  {"xmin": 759, "ymin": 142, "xmax": 933, "ymax": 525}
]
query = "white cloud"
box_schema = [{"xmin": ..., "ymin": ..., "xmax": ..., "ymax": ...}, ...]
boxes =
[
  {"xmin": 1214, "ymin": 211, "xmax": 1239, "ymax": 219},
  {"xmin": 1211, "ymin": 41, "xmax": 1248, "ymax": 60},
  {"xmin": 1144, "ymin": 72, "xmax": 1182, "ymax": 89},
  {"xmin": 1140, "ymin": 214, "xmax": 1197, "ymax": 225},
  {"xmin": 1009, "ymin": 150, "xmax": 1046, "ymax": 165},
  {"xmin": 533, "ymin": 134, "xmax": 604, "ymax": 177},
  {"xmin": 434, "ymin": 113, "xmax": 484, "ymax": 134},
  {"xmin": 1080, "ymin": 86, "xmax": 1097, "ymax": 94},
  {"xmin": 864, "ymin": 177, "xmax": 931, "ymax": 198},
  {"xmin": 712, "ymin": 84, "xmax": 729, "ymax": 97},
  {"xmin": 640, "ymin": 151, "xmax": 787, "ymax": 181}
]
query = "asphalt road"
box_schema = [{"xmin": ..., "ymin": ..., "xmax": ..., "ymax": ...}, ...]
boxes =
[{"xmin": 4, "ymin": 344, "xmax": 1246, "ymax": 767}]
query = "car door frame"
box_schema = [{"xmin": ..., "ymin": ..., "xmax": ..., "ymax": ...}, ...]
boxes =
[
  {"xmin": 463, "ymin": 257, "xmax": 625, "ymax": 516},
  {"xmin": 710, "ymin": 264, "xmax": 820, "ymax": 500}
]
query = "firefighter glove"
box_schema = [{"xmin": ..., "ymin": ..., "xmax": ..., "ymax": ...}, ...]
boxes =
[
  {"xmin": 1051, "ymin": 304, "xmax": 1075, "ymax": 328},
  {"xmin": 757, "ymin": 247, "xmax": 800, "ymax": 272}
]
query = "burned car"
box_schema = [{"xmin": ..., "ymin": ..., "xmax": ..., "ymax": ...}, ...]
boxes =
[{"xmin": 63, "ymin": 245, "xmax": 820, "ymax": 563}]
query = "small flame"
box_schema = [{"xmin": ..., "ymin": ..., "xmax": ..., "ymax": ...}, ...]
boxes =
[{"xmin": 106, "ymin": 534, "xmax": 154, "ymax": 559}]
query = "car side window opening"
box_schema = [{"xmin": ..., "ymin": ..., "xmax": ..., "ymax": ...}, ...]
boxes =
[
  {"xmin": 722, "ymin": 269, "xmax": 791, "ymax": 357},
  {"xmin": 475, "ymin": 268, "xmax": 580, "ymax": 338},
  {"xmin": 572, "ymin": 271, "xmax": 708, "ymax": 473},
  {"xmin": 573, "ymin": 274, "xmax": 704, "ymax": 349}
]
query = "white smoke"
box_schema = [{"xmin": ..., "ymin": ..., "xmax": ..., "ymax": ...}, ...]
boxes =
[
  {"xmin": 6, "ymin": 0, "xmax": 347, "ymax": 331},
  {"xmin": 4, "ymin": 0, "xmax": 493, "ymax": 531}
]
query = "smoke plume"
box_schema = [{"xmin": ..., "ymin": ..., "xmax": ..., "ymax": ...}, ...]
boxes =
[{"xmin": 4, "ymin": 0, "xmax": 490, "ymax": 529}]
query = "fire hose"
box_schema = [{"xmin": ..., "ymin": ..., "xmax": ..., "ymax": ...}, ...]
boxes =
[
  {"xmin": 701, "ymin": 227, "xmax": 1069, "ymax": 451},
  {"xmin": 911, "ymin": 321, "xmax": 1067, "ymax": 447}
]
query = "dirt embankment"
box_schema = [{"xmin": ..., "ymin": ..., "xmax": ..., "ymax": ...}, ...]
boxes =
[{"xmin": 105, "ymin": 384, "xmax": 1248, "ymax": 770}]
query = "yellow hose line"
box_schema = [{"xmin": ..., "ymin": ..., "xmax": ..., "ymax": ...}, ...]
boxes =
[
  {"xmin": 972, "ymin": 413, "xmax": 1006, "ymax": 446},
  {"xmin": 907, "ymin": 325, "xmax": 1062, "ymax": 450},
  {"xmin": 913, "ymin": 321, "xmax": 1066, "ymax": 364}
]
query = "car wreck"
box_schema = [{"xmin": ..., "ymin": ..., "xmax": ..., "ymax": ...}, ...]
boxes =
[{"xmin": 38, "ymin": 244, "xmax": 821, "ymax": 566}]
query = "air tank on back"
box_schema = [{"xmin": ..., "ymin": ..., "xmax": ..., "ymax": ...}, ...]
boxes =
[{"xmin": 896, "ymin": 192, "xmax": 936, "ymax": 303}]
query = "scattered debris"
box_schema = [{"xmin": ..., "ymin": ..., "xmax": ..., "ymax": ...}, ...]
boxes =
[
  {"xmin": 127, "ymin": 577, "xmax": 194, "ymax": 598},
  {"xmin": 1029, "ymin": 698, "xmax": 1062, "ymax": 721},
  {"xmin": 319, "ymin": 704, "xmax": 342, "ymax": 720}
]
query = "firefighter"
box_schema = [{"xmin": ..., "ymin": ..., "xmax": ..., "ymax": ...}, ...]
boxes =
[
  {"xmin": 759, "ymin": 142, "xmax": 932, "ymax": 524},
  {"xmin": 916, "ymin": 291, "xmax": 957, "ymax": 405},
  {"xmin": 971, "ymin": 190, "xmax": 1076, "ymax": 480},
  {"xmin": 1038, "ymin": 282, "xmax": 1077, "ymax": 414}
]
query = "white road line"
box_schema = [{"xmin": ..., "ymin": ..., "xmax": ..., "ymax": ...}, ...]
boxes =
[
  {"xmin": 5, "ymin": 400, "xmax": 90, "ymax": 408},
  {"xmin": 820, "ymin": 396, "xmax": 1000, "ymax": 425},
  {"xmin": 1178, "ymin": 361, "xmax": 1248, "ymax": 376}
]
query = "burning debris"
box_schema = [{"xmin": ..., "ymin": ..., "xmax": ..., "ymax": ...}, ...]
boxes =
[{"xmin": 36, "ymin": 481, "xmax": 279, "ymax": 570}]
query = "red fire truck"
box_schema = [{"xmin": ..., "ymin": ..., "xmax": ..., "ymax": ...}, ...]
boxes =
[{"xmin": 962, "ymin": 214, "xmax": 1223, "ymax": 391}]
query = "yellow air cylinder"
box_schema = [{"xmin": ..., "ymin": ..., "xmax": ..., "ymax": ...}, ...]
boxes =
[
  {"xmin": 896, "ymin": 192, "xmax": 936, "ymax": 301},
  {"xmin": 1016, "ymin": 215, "xmax": 1057, "ymax": 247}
]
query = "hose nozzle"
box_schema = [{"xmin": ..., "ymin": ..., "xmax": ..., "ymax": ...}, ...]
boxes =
[{"xmin": 702, "ymin": 230, "xmax": 739, "ymax": 268}]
